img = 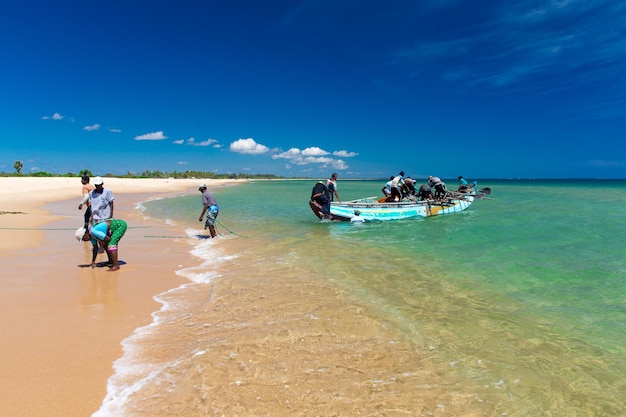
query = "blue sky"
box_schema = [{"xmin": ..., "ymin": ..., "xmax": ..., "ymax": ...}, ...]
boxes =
[{"xmin": 1, "ymin": 1, "xmax": 625, "ymax": 179}]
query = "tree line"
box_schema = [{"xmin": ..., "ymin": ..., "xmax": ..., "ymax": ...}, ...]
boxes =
[{"xmin": 3, "ymin": 161, "xmax": 284, "ymax": 180}]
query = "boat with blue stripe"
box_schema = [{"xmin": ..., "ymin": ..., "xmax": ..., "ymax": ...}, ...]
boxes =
[{"xmin": 309, "ymin": 188, "xmax": 490, "ymax": 222}]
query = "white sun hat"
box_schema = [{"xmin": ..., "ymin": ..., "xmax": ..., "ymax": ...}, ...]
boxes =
[{"xmin": 75, "ymin": 226, "xmax": 86, "ymax": 242}]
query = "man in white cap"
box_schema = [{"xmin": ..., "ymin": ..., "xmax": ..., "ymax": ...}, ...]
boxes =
[
  {"xmin": 80, "ymin": 176, "xmax": 115, "ymax": 223},
  {"xmin": 198, "ymin": 184, "xmax": 219, "ymax": 238}
]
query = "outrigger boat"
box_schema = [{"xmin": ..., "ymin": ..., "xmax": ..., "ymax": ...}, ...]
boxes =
[{"xmin": 309, "ymin": 188, "xmax": 491, "ymax": 222}]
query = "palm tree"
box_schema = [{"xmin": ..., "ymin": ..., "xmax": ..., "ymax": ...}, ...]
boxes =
[{"xmin": 13, "ymin": 160, "xmax": 23, "ymax": 174}]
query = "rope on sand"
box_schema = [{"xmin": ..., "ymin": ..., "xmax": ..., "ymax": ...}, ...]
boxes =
[
  {"xmin": 0, "ymin": 224, "xmax": 249, "ymax": 238},
  {"xmin": 144, "ymin": 235, "xmax": 196, "ymax": 239},
  {"xmin": 0, "ymin": 226, "xmax": 151, "ymax": 231}
]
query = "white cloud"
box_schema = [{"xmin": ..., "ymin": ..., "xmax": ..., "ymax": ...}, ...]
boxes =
[
  {"xmin": 230, "ymin": 138, "xmax": 270, "ymax": 154},
  {"xmin": 177, "ymin": 161, "xmax": 188, "ymax": 165},
  {"xmin": 42, "ymin": 112, "xmax": 64, "ymax": 120},
  {"xmin": 301, "ymin": 147, "xmax": 329, "ymax": 156},
  {"xmin": 272, "ymin": 147, "xmax": 349, "ymax": 169},
  {"xmin": 273, "ymin": 148, "xmax": 306, "ymax": 164},
  {"xmin": 192, "ymin": 138, "xmax": 218, "ymax": 147},
  {"xmin": 109, "ymin": 128, "xmax": 122, "ymax": 133},
  {"xmin": 181, "ymin": 137, "xmax": 219, "ymax": 147},
  {"xmin": 330, "ymin": 159, "xmax": 348, "ymax": 170},
  {"xmin": 273, "ymin": 147, "xmax": 302, "ymax": 158},
  {"xmin": 135, "ymin": 131, "xmax": 168, "ymax": 140},
  {"xmin": 84, "ymin": 123, "xmax": 100, "ymax": 131},
  {"xmin": 333, "ymin": 150, "xmax": 358, "ymax": 157},
  {"xmin": 304, "ymin": 156, "xmax": 334, "ymax": 164}
]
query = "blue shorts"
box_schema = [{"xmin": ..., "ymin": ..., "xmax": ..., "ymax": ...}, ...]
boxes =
[{"xmin": 205, "ymin": 205, "xmax": 219, "ymax": 228}]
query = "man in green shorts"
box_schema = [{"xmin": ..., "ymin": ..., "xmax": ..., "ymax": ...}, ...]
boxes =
[{"xmin": 80, "ymin": 218, "xmax": 127, "ymax": 271}]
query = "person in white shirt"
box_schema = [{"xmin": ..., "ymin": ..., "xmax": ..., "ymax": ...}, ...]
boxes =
[
  {"xmin": 350, "ymin": 210, "xmax": 364, "ymax": 223},
  {"xmin": 390, "ymin": 171, "xmax": 404, "ymax": 201},
  {"xmin": 80, "ymin": 176, "xmax": 115, "ymax": 223},
  {"xmin": 326, "ymin": 173, "xmax": 341, "ymax": 202}
]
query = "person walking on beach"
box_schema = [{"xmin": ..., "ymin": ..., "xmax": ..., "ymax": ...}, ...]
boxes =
[
  {"xmin": 326, "ymin": 172, "xmax": 341, "ymax": 202},
  {"xmin": 77, "ymin": 174, "xmax": 95, "ymax": 228},
  {"xmin": 78, "ymin": 218, "xmax": 128, "ymax": 271},
  {"xmin": 80, "ymin": 176, "xmax": 115, "ymax": 223},
  {"xmin": 198, "ymin": 184, "xmax": 219, "ymax": 238}
]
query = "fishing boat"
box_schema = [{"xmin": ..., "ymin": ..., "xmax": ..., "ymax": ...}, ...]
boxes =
[{"xmin": 309, "ymin": 188, "xmax": 491, "ymax": 222}]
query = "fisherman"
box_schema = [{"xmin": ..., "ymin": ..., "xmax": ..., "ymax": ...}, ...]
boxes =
[
  {"xmin": 77, "ymin": 174, "xmax": 95, "ymax": 228},
  {"xmin": 457, "ymin": 175, "xmax": 469, "ymax": 192},
  {"xmin": 402, "ymin": 177, "xmax": 417, "ymax": 198},
  {"xmin": 80, "ymin": 176, "xmax": 115, "ymax": 224},
  {"xmin": 198, "ymin": 184, "xmax": 219, "ymax": 238},
  {"xmin": 417, "ymin": 182, "xmax": 433, "ymax": 200},
  {"xmin": 326, "ymin": 172, "xmax": 341, "ymax": 202},
  {"xmin": 428, "ymin": 176, "xmax": 448, "ymax": 200},
  {"xmin": 311, "ymin": 181, "xmax": 331, "ymax": 218},
  {"xmin": 390, "ymin": 171, "xmax": 404, "ymax": 201},
  {"xmin": 77, "ymin": 218, "xmax": 128, "ymax": 271},
  {"xmin": 350, "ymin": 210, "xmax": 364, "ymax": 223},
  {"xmin": 381, "ymin": 176, "xmax": 393, "ymax": 197}
]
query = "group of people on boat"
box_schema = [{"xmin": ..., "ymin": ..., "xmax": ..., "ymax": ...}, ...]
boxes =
[
  {"xmin": 381, "ymin": 172, "xmax": 479, "ymax": 202},
  {"xmin": 380, "ymin": 172, "xmax": 471, "ymax": 202},
  {"xmin": 310, "ymin": 171, "xmax": 480, "ymax": 220}
]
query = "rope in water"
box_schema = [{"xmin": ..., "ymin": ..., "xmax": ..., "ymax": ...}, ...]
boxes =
[{"xmin": 216, "ymin": 219, "xmax": 247, "ymax": 237}]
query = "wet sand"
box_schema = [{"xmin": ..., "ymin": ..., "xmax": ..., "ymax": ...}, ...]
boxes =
[{"xmin": 0, "ymin": 177, "xmax": 231, "ymax": 417}]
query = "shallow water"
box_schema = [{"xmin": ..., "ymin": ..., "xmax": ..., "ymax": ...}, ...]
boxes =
[{"xmin": 94, "ymin": 179, "xmax": 626, "ymax": 416}]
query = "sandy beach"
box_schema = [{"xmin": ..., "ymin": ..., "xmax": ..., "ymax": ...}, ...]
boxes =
[{"xmin": 0, "ymin": 177, "xmax": 233, "ymax": 417}]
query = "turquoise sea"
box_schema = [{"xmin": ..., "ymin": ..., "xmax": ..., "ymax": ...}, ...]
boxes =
[{"xmin": 94, "ymin": 179, "xmax": 625, "ymax": 416}]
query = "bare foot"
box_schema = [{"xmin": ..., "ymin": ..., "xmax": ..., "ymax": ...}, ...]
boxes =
[{"xmin": 108, "ymin": 266, "xmax": 120, "ymax": 271}]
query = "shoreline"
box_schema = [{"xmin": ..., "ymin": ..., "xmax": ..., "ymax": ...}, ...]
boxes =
[
  {"xmin": 0, "ymin": 177, "xmax": 239, "ymax": 253},
  {"xmin": 0, "ymin": 177, "xmax": 238, "ymax": 417}
]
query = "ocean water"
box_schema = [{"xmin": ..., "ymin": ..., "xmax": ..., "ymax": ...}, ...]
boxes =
[{"xmin": 93, "ymin": 179, "xmax": 626, "ymax": 416}]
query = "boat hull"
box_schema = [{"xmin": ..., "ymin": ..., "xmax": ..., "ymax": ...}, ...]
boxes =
[{"xmin": 310, "ymin": 196, "xmax": 474, "ymax": 221}]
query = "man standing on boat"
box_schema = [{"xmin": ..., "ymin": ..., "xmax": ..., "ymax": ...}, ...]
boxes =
[
  {"xmin": 390, "ymin": 171, "xmax": 404, "ymax": 201},
  {"xmin": 326, "ymin": 173, "xmax": 341, "ymax": 202},
  {"xmin": 428, "ymin": 176, "xmax": 448, "ymax": 200}
]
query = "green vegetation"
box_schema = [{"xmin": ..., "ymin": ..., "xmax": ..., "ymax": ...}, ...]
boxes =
[{"xmin": 0, "ymin": 168, "xmax": 285, "ymax": 180}]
